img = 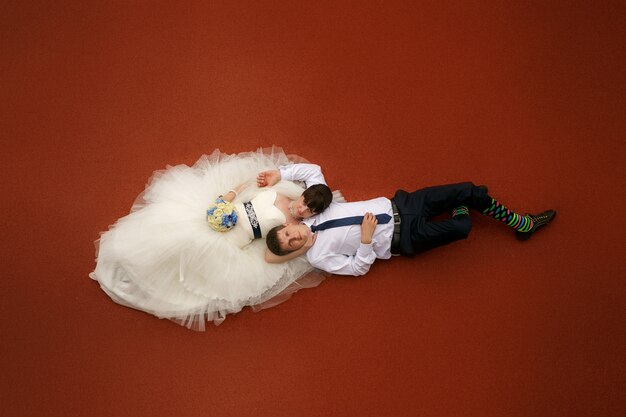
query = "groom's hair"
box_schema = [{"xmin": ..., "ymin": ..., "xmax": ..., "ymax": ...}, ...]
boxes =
[
  {"xmin": 266, "ymin": 225, "xmax": 292, "ymax": 256},
  {"xmin": 302, "ymin": 184, "xmax": 332, "ymax": 215}
]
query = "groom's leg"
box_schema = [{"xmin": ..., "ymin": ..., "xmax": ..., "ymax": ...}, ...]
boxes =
[
  {"xmin": 418, "ymin": 182, "xmax": 489, "ymax": 217},
  {"xmin": 393, "ymin": 183, "xmax": 485, "ymax": 256},
  {"xmin": 410, "ymin": 213, "xmax": 472, "ymax": 254},
  {"xmin": 418, "ymin": 182, "xmax": 556, "ymax": 240}
]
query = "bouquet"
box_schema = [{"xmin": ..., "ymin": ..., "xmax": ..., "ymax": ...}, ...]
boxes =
[{"xmin": 207, "ymin": 198, "xmax": 238, "ymax": 232}]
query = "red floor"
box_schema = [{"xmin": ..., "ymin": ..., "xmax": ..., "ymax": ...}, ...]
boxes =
[{"xmin": 2, "ymin": 1, "xmax": 625, "ymax": 416}]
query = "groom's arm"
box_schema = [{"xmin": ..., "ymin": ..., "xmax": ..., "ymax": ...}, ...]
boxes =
[
  {"xmin": 257, "ymin": 164, "xmax": 327, "ymax": 188},
  {"xmin": 264, "ymin": 246, "xmax": 308, "ymax": 263},
  {"xmin": 309, "ymin": 246, "xmax": 376, "ymax": 276},
  {"xmin": 279, "ymin": 164, "xmax": 327, "ymax": 187},
  {"xmin": 307, "ymin": 214, "xmax": 378, "ymax": 276}
]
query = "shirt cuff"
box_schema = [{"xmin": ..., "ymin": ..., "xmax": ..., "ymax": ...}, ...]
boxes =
[
  {"xmin": 279, "ymin": 166, "xmax": 292, "ymax": 181},
  {"xmin": 357, "ymin": 242, "xmax": 374, "ymax": 257}
]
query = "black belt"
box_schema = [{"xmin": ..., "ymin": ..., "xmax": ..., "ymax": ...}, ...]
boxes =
[{"xmin": 390, "ymin": 199, "xmax": 401, "ymax": 256}]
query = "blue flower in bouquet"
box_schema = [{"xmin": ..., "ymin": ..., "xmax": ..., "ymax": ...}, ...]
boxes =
[{"xmin": 207, "ymin": 198, "xmax": 238, "ymax": 232}]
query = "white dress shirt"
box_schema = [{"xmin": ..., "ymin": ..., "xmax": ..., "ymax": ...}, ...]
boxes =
[
  {"xmin": 302, "ymin": 199, "xmax": 394, "ymax": 276},
  {"xmin": 279, "ymin": 163, "xmax": 393, "ymax": 276},
  {"xmin": 279, "ymin": 163, "xmax": 327, "ymax": 187}
]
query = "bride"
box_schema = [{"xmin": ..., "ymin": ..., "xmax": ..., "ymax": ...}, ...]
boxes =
[{"xmin": 89, "ymin": 147, "xmax": 337, "ymax": 330}]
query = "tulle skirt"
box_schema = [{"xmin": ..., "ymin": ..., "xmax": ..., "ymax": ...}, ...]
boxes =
[{"xmin": 90, "ymin": 147, "xmax": 327, "ymax": 330}]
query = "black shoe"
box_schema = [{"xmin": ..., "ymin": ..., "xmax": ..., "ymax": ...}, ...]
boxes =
[
  {"xmin": 477, "ymin": 185, "xmax": 489, "ymax": 194},
  {"xmin": 515, "ymin": 210, "xmax": 557, "ymax": 241}
]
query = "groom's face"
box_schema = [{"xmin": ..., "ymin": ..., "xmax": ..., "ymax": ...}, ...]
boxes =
[{"xmin": 277, "ymin": 224, "xmax": 310, "ymax": 252}]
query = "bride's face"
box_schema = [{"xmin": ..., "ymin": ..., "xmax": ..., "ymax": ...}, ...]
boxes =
[{"xmin": 289, "ymin": 196, "xmax": 314, "ymax": 219}]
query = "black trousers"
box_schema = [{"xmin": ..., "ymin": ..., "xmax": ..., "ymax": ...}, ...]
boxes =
[{"xmin": 392, "ymin": 182, "xmax": 489, "ymax": 256}]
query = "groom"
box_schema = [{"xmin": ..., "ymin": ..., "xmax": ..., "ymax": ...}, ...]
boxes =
[{"xmin": 260, "ymin": 164, "xmax": 556, "ymax": 276}]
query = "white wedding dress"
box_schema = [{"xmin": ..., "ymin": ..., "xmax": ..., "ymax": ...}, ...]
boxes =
[{"xmin": 90, "ymin": 147, "xmax": 330, "ymax": 330}]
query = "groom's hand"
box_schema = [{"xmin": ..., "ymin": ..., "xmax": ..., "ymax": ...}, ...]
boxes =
[
  {"xmin": 360, "ymin": 212, "xmax": 378, "ymax": 244},
  {"xmin": 257, "ymin": 170, "xmax": 281, "ymax": 187}
]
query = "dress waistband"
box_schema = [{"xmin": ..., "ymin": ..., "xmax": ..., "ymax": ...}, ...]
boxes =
[{"xmin": 243, "ymin": 201, "xmax": 262, "ymax": 239}]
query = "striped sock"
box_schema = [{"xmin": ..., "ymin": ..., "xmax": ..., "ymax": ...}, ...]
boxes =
[
  {"xmin": 452, "ymin": 206, "xmax": 469, "ymax": 217},
  {"xmin": 481, "ymin": 198, "xmax": 534, "ymax": 232}
]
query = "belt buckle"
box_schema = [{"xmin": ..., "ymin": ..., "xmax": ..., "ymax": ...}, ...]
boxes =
[{"xmin": 391, "ymin": 200, "xmax": 401, "ymax": 225}]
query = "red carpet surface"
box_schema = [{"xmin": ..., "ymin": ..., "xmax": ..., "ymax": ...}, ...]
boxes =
[{"xmin": 1, "ymin": 1, "xmax": 624, "ymax": 416}]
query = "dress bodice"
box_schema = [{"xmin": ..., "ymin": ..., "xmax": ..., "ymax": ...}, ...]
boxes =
[{"xmin": 224, "ymin": 189, "xmax": 286, "ymax": 248}]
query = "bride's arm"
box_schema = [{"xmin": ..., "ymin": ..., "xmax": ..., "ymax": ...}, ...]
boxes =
[{"xmin": 221, "ymin": 183, "xmax": 248, "ymax": 202}]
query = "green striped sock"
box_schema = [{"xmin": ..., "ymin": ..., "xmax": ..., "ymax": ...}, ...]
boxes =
[
  {"xmin": 452, "ymin": 206, "xmax": 469, "ymax": 217},
  {"xmin": 482, "ymin": 198, "xmax": 534, "ymax": 232}
]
